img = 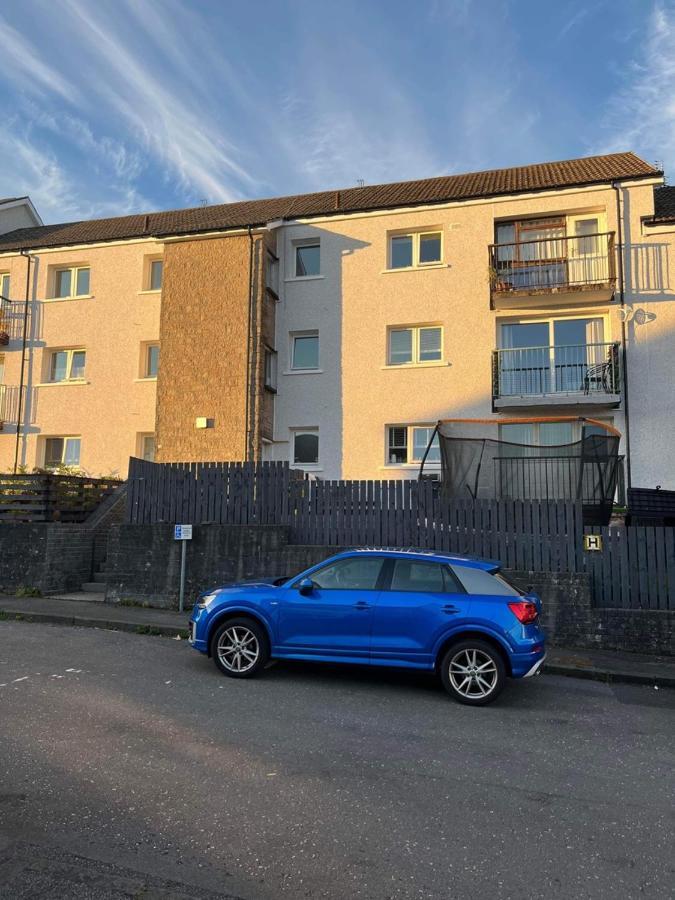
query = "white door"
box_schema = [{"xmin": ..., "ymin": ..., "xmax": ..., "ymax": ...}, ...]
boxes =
[{"xmin": 567, "ymin": 214, "xmax": 608, "ymax": 286}]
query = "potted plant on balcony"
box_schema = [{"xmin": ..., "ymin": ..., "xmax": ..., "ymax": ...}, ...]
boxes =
[{"xmin": 488, "ymin": 265, "xmax": 511, "ymax": 292}]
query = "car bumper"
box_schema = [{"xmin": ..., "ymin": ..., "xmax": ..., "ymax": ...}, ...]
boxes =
[
  {"xmin": 522, "ymin": 652, "xmax": 546, "ymax": 678},
  {"xmin": 188, "ymin": 607, "xmax": 209, "ymax": 653}
]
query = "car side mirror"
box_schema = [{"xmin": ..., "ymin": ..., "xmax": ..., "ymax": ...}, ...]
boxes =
[{"xmin": 298, "ymin": 577, "xmax": 314, "ymax": 595}]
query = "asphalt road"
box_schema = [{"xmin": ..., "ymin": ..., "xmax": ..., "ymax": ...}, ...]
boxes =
[{"xmin": 0, "ymin": 623, "xmax": 674, "ymax": 900}]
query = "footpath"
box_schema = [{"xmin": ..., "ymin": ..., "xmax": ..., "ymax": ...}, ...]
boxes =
[{"xmin": 1, "ymin": 594, "xmax": 674, "ymax": 688}]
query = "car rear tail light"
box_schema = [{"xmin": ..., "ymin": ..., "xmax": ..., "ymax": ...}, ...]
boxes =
[{"xmin": 508, "ymin": 600, "xmax": 539, "ymax": 625}]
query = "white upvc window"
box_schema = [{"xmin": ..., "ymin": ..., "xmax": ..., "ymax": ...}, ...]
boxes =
[
  {"xmin": 386, "ymin": 425, "xmax": 440, "ymax": 465},
  {"xmin": 293, "ymin": 239, "xmax": 321, "ymax": 278},
  {"xmin": 0, "ymin": 273, "xmax": 9, "ymax": 300},
  {"xmin": 53, "ymin": 266, "xmax": 90, "ymax": 298},
  {"xmin": 264, "ymin": 347, "xmax": 278, "ymax": 390},
  {"xmin": 149, "ymin": 259, "xmax": 163, "ymax": 291},
  {"xmin": 48, "ymin": 348, "xmax": 86, "ymax": 382},
  {"xmin": 43, "ymin": 436, "xmax": 81, "ymax": 469},
  {"xmin": 140, "ymin": 433, "xmax": 156, "ymax": 461},
  {"xmin": 291, "ymin": 331, "xmax": 320, "ymax": 370},
  {"xmin": 388, "ymin": 231, "xmax": 442, "ymax": 270},
  {"xmin": 388, "ymin": 325, "xmax": 443, "ymax": 366},
  {"xmin": 141, "ymin": 343, "xmax": 159, "ymax": 379},
  {"xmin": 292, "ymin": 428, "xmax": 319, "ymax": 467}
]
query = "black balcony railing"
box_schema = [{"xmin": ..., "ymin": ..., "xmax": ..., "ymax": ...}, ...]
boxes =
[
  {"xmin": 489, "ymin": 231, "xmax": 616, "ymax": 294},
  {"xmin": 492, "ymin": 342, "xmax": 621, "ymax": 400}
]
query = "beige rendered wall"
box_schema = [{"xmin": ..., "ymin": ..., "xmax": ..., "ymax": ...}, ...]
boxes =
[
  {"xmin": 0, "ymin": 239, "xmax": 160, "ymax": 476},
  {"xmin": 269, "ymin": 183, "xmax": 632, "ymax": 480}
]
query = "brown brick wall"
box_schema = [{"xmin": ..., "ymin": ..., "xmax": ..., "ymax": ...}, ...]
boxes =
[{"xmin": 156, "ymin": 232, "xmax": 271, "ymax": 462}]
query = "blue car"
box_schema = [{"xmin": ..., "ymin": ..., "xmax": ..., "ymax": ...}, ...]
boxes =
[{"xmin": 188, "ymin": 549, "xmax": 546, "ymax": 705}]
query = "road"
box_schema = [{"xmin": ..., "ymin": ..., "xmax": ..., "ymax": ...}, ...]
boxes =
[{"xmin": 0, "ymin": 622, "xmax": 674, "ymax": 900}]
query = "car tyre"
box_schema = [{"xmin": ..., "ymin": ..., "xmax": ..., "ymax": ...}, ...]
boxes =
[
  {"xmin": 211, "ymin": 617, "xmax": 270, "ymax": 679},
  {"xmin": 440, "ymin": 639, "xmax": 506, "ymax": 706}
]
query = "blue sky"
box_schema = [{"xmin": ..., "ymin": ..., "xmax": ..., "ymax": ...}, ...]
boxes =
[{"xmin": 0, "ymin": 0, "xmax": 673, "ymax": 224}]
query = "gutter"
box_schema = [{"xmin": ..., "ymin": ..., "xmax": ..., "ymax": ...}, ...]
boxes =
[{"xmin": 244, "ymin": 226, "xmax": 254, "ymax": 462}]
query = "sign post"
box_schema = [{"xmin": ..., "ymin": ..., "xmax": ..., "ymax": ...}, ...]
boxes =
[{"xmin": 174, "ymin": 524, "xmax": 193, "ymax": 612}]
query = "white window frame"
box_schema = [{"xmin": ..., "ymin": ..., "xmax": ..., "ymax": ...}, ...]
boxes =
[
  {"xmin": 52, "ymin": 265, "xmax": 91, "ymax": 299},
  {"xmin": 0, "ymin": 272, "xmax": 9, "ymax": 300},
  {"xmin": 291, "ymin": 428, "xmax": 320, "ymax": 469},
  {"xmin": 147, "ymin": 258, "xmax": 163, "ymax": 292},
  {"xmin": 387, "ymin": 230, "xmax": 443, "ymax": 270},
  {"xmin": 47, "ymin": 348, "xmax": 87, "ymax": 383},
  {"xmin": 141, "ymin": 343, "xmax": 160, "ymax": 379},
  {"xmin": 290, "ymin": 331, "xmax": 320, "ymax": 371},
  {"xmin": 42, "ymin": 436, "xmax": 81, "ymax": 470},
  {"xmin": 292, "ymin": 239, "xmax": 321, "ymax": 279},
  {"xmin": 387, "ymin": 324, "xmax": 443, "ymax": 367},
  {"xmin": 139, "ymin": 433, "xmax": 156, "ymax": 461},
  {"xmin": 498, "ymin": 419, "xmax": 612, "ymax": 446},
  {"xmin": 497, "ymin": 313, "xmax": 609, "ymax": 349},
  {"xmin": 386, "ymin": 424, "xmax": 440, "ymax": 467},
  {"xmin": 264, "ymin": 347, "xmax": 278, "ymax": 391}
]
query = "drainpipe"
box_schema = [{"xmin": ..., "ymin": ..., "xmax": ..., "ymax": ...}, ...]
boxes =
[
  {"xmin": 244, "ymin": 226, "xmax": 254, "ymax": 462},
  {"xmin": 13, "ymin": 249, "xmax": 32, "ymax": 474},
  {"xmin": 612, "ymin": 182, "xmax": 632, "ymax": 492}
]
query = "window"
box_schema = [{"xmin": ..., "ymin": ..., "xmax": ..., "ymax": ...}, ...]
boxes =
[
  {"xmin": 44, "ymin": 437, "xmax": 81, "ymax": 469},
  {"xmin": 294, "ymin": 241, "xmax": 320, "ymax": 277},
  {"xmin": 451, "ymin": 565, "xmax": 520, "ymax": 597},
  {"xmin": 307, "ymin": 556, "xmax": 383, "ymax": 591},
  {"xmin": 291, "ymin": 333, "xmax": 319, "ymax": 370},
  {"xmin": 141, "ymin": 434, "xmax": 156, "ymax": 461},
  {"xmin": 389, "ymin": 231, "xmax": 442, "ymax": 269},
  {"xmin": 389, "ymin": 560, "xmax": 446, "ymax": 593},
  {"xmin": 149, "ymin": 259, "xmax": 163, "ymax": 291},
  {"xmin": 0, "ymin": 354, "xmax": 4, "ymax": 384},
  {"xmin": 499, "ymin": 420, "xmax": 610, "ymax": 448},
  {"xmin": 0, "ymin": 273, "xmax": 9, "ymax": 300},
  {"xmin": 266, "ymin": 252, "xmax": 279, "ymax": 295},
  {"xmin": 264, "ymin": 348, "xmax": 278, "ymax": 390},
  {"xmin": 53, "ymin": 266, "xmax": 90, "ymax": 298},
  {"xmin": 388, "ymin": 325, "xmax": 442, "ymax": 365},
  {"xmin": 387, "ymin": 425, "xmax": 440, "ymax": 465},
  {"xmin": 143, "ymin": 344, "xmax": 159, "ymax": 378},
  {"xmin": 48, "ymin": 349, "xmax": 86, "ymax": 382},
  {"xmin": 293, "ymin": 429, "xmax": 319, "ymax": 466}
]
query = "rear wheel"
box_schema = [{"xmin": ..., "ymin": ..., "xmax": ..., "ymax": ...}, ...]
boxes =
[
  {"xmin": 211, "ymin": 617, "xmax": 269, "ymax": 679},
  {"xmin": 440, "ymin": 640, "xmax": 506, "ymax": 705}
]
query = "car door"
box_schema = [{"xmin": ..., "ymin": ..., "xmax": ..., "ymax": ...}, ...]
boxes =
[
  {"xmin": 370, "ymin": 559, "xmax": 471, "ymax": 666},
  {"xmin": 275, "ymin": 555, "xmax": 385, "ymax": 662}
]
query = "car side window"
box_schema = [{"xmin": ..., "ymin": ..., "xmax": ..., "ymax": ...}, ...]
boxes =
[
  {"xmin": 309, "ymin": 557, "xmax": 383, "ymax": 590},
  {"xmin": 389, "ymin": 560, "xmax": 446, "ymax": 593},
  {"xmin": 450, "ymin": 565, "xmax": 520, "ymax": 596}
]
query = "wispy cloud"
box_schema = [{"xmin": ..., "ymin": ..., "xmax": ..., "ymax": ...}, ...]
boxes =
[
  {"xmin": 592, "ymin": 3, "xmax": 675, "ymax": 172},
  {"xmin": 0, "ymin": 18, "xmax": 81, "ymax": 104}
]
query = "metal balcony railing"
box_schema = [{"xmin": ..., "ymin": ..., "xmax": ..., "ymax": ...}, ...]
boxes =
[
  {"xmin": 489, "ymin": 232, "xmax": 616, "ymax": 294},
  {"xmin": 492, "ymin": 342, "xmax": 621, "ymax": 399}
]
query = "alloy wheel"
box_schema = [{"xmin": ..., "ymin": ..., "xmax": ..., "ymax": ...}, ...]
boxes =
[
  {"xmin": 448, "ymin": 648, "xmax": 498, "ymax": 699},
  {"xmin": 216, "ymin": 626, "xmax": 260, "ymax": 673}
]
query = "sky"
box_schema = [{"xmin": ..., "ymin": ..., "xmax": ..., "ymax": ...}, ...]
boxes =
[{"xmin": 0, "ymin": 0, "xmax": 673, "ymax": 225}]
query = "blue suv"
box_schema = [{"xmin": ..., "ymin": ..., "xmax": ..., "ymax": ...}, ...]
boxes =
[{"xmin": 189, "ymin": 549, "xmax": 546, "ymax": 705}]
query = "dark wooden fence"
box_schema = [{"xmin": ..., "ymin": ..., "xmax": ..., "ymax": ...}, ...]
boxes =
[{"xmin": 0, "ymin": 474, "xmax": 123, "ymax": 523}]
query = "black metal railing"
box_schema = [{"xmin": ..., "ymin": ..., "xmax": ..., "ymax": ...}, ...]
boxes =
[
  {"xmin": 493, "ymin": 454, "xmax": 625, "ymax": 506},
  {"xmin": 489, "ymin": 231, "xmax": 616, "ymax": 294},
  {"xmin": 492, "ymin": 342, "xmax": 621, "ymax": 399}
]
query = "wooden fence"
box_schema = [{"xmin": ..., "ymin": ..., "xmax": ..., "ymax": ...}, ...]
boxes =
[
  {"xmin": 126, "ymin": 458, "xmax": 675, "ymax": 610},
  {"xmin": 0, "ymin": 473, "xmax": 123, "ymax": 523}
]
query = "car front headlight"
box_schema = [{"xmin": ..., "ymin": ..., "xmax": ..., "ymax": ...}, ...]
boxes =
[{"xmin": 197, "ymin": 591, "xmax": 219, "ymax": 610}]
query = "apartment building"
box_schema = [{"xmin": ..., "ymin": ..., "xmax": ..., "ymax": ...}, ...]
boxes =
[{"xmin": 0, "ymin": 152, "xmax": 672, "ymax": 492}]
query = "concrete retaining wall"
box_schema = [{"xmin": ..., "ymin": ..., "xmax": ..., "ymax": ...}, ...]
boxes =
[{"xmin": 0, "ymin": 524, "xmax": 94, "ymax": 593}]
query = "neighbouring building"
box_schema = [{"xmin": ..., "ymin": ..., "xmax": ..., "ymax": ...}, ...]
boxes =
[{"xmin": 0, "ymin": 152, "xmax": 673, "ymax": 493}]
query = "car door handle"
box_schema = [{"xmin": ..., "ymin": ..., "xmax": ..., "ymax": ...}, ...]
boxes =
[
  {"xmin": 442, "ymin": 604, "xmax": 460, "ymax": 614},
  {"xmin": 353, "ymin": 601, "xmax": 370, "ymax": 610}
]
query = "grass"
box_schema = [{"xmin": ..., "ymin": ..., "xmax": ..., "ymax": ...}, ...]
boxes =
[{"xmin": 14, "ymin": 586, "xmax": 42, "ymax": 598}]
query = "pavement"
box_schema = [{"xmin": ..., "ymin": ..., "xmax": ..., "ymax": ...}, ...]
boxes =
[
  {"xmin": 0, "ymin": 622, "xmax": 674, "ymax": 899},
  {"xmin": 1, "ymin": 592, "xmax": 674, "ymax": 688}
]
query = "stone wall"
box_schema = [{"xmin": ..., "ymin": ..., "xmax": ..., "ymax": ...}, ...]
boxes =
[
  {"xmin": 104, "ymin": 523, "xmax": 334, "ymax": 608},
  {"xmin": 0, "ymin": 524, "xmax": 94, "ymax": 594}
]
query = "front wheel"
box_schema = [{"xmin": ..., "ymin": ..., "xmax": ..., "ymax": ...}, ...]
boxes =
[
  {"xmin": 440, "ymin": 640, "xmax": 506, "ymax": 705},
  {"xmin": 211, "ymin": 617, "xmax": 269, "ymax": 678}
]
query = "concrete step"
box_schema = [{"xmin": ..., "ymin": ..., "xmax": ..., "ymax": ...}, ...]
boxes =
[
  {"xmin": 81, "ymin": 582, "xmax": 107, "ymax": 593},
  {"xmin": 92, "ymin": 572, "xmax": 109, "ymax": 583}
]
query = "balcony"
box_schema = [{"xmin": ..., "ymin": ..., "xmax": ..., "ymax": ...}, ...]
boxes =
[
  {"xmin": 492, "ymin": 341, "xmax": 622, "ymax": 409},
  {"xmin": 489, "ymin": 231, "xmax": 616, "ymax": 309}
]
